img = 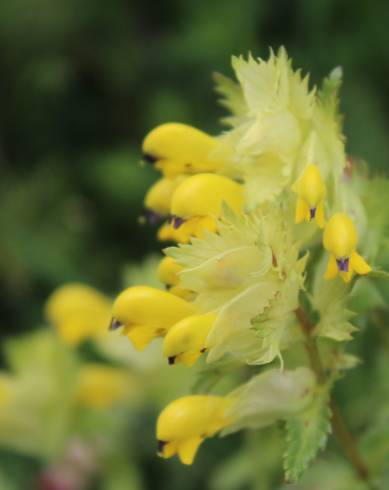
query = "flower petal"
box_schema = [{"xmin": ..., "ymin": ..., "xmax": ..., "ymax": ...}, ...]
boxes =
[
  {"xmin": 127, "ymin": 326, "xmax": 161, "ymax": 351},
  {"xmin": 295, "ymin": 197, "xmax": 310, "ymax": 224},
  {"xmin": 177, "ymin": 436, "xmax": 203, "ymax": 465},
  {"xmin": 350, "ymin": 251, "xmax": 371, "ymax": 276},
  {"xmin": 324, "ymin": 254, "xmax": 338, "ymax": 280},
  {"xmin": 340, "ymin": 269, "xmax": 353, "ymax": 283}
]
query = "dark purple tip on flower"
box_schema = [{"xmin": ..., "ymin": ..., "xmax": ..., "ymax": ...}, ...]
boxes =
[
  {"xmin": 109, "ymin": 318, "xmax": 122, "ymax": 331},
  {"xmin": 157, "ymin": 440, "xmax": 167, "ymax": 453},
  {"xmin": 336, "ymin": 257, "xmax": 349, "ymax": 272},
  {"xmin": 171, "ymin": 216, "xmax": 186, "ymax": 229},
  {"xmin": 144, "ymin": 210, "xmax": 164, "ymax": 225},
  {"xmin": 168, "ymin": 356, "xmax": 176, "ymax": 365},
  {"xmin": 142, "ymin": 153, "xmax": 157, "ymax": 165},
  {"xmin": 309, "ymin": 208, "xmax": 316, "ymax": 220}
]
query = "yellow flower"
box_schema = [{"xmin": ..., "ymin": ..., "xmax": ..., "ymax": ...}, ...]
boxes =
[
  {"xmin": 156, "ymin": 395, "xmax": 232, "ymax": 464},
  {"xmin": 169, "ymin": 173, "xmax": 244, "ymax": 242},
  {"xmin": 157, "ymin": 256, "xmax": 194, "ymax": 300},
  {"xmin": 110, "ymin": 286, "xmax": 197, "ymax": 350},
  {"xmin": 157, "ymin": 256, "xmax": 181, "ymax": 286},
  {"xmin": 142, "ymin": 123, "xmax": 224, "ymax": 178},
  {"xmin": 45, "ymin": 284, "xmax": 112, "ymax": 345},
  {"xmin": 293, "ymin": 164, "xmax": 326, "ymax": 228},
  {"xmin": 76, "ymin": 363, "xmax": 135, "ymax": 409},
  {"xmin": 323, "ymin": 213, "xmax": 371, "ymax": 283},
  {"xmin": 144, "ymin": 177, "xmax": 185, "ymax": 225},
  {"xmin": 160, "ymin": 216, "xmax": 218, "ymax": 244},
  {"xmin": 0, "ymin": 374, "xmax": 12, "ymax": 408},
  {"xmin": 163, "ymin": 313, "xmax": 216, "ymax": 366}
]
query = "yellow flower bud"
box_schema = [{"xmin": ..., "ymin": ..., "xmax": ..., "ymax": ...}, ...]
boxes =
[
  {"xmin": 156, "ymin": 395, "xmax": 232, "ymax": 464},
  {"xmin": 157, "ymin": 256, "xmax": 195, "ymax": 300},
  {"xmin": 168, "ymin": 286, "xmax": 196, "ymax": 301},
  {"xmin": 110, "ymin": 286, "xmax": 197, "ymax": 350},
  {"xmin": 323, "ymin": 213, "xmax": 371, "ymax": 283},
  {"xmin": 169, "ymin": 173, "xmax": 244, "ymax": 242},
  {"xmin": 76, "ymin": 363, "xmax": 135, "ymax": 409},
  {"xmin": 0, "ymin": 374, "xmax": 12, "ymax": 408},
  {"xmin": 157, "ymin": 222, "xmax": 176, "ymax": 242},
  {"xmin": 171, "ymin": 173, "xmax": 243, "ymax": 218},
  {"xmin": 144, "ymin": 177, "xmax": 185, "ymax": 225},
  {"xmin": 157, "ymin": 217, "xmax": 218, "ymax": 244},
  {"xmin": 163, "ymin": 313, "xmax": 216, "ymax": 367},
  {"xmin": 142, "ymin": 123, "xmax": 224, "ymax": 178},
  {"xmin": 45, "ymin": 284, "xmax": 112, "ymax": 345},
  {"xmin": 144, "ymin": 178, "xmax": 175, "ymax": 219},
  {"xmin": 293, "ymin": 164, "xmax": 326, "ymax": 228},
  {"xmin": 157, "ymin": 256, "xmax": 182, "ymax": 287}
]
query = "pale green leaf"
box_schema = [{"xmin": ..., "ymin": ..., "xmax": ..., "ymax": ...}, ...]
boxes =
[
  {"xmin": 318, "ymin": 341, "xmax": 361, "ymax": 372},
  {"xmin": 359, "ymin": 178, "xmax": 389, "ymax": 264},
  {"xmin": 311, "ymin": 259, "xmax": 356, "ymax": 341},
  {"xmin": 250, "ymin": 261, "xmax": 307, "ymax": 365},
  {"xmin": 224, "ymin": 368, "xmax": 316, "ymax": 435},
  {"xmin": 213, "ymin": 71, "xmax": 246, "ymax": 125},
  {"xmin": 369, "ymin": 268, "xmax": 389, "ymax": 279},
  {"xmin": 283, "ymin": 385, "xmax": 332, "ymax": 482},
  {"xmin": 317, "ymin": 66, "xmax": 342, "ymax": 124}
]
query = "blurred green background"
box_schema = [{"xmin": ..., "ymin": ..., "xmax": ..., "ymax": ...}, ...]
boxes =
[{"xmin": 1, "ymin": 0, "xmax": 389, "ymax": 337}]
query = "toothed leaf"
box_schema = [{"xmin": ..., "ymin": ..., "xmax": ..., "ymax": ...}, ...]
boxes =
[{"xmin": 283, "ymin": 385, "xmax": 332, "ymax": 482}]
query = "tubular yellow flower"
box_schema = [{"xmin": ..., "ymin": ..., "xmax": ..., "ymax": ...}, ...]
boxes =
[
  {"xmin": 163, "ymin": 313, "xmax": 216, "ymax": 367},
  {"xmin": 76, "ymin": 363, "xmax": 135, "ymax": 409},
  {"xmin": 144, "ymin": 177, "xmax": 185, "ymax": 225},
  {"xmin": 323, "ymin": 213, "xmax": 371, "ymax": 283},
  {"xmin": 169, "ymin": 173, "xmax": 244, "ymax": 242},
  {"xmin": 142, "ymin": 123, "xmax": 224, "ymax": 178},
  {"xmin": 157, "ymin": 256, "xmax": 182, "ymax": 287},
  {"xmin": 157, "ymin": 256, "xmax": 194, "ymax": 300},
  {"xmin": 159, "ymin": 216, "xmax": 218, "ymax": 244},
  {"xmin": 293, "ymin": 164, "xmax": 326, "ymax": 228},
  {"xmin": 45, "ymin": 284, "xmax": 112, "ymax": 345},
  {"xmin": 0, "ymin": 375, "xmax": 12, "ymax": 408},
  {"xmin": 110, "ymin": 286, "xmax": 197, "ymax": 350},
  {"xmin": 156, "ymin": 395, "xmax": 232, "ymax": 465}
]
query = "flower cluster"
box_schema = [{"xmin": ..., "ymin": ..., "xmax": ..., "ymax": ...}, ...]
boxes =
[{"xmin": 108, "ymin": 48, "xmax": 383, "ymax": 476}]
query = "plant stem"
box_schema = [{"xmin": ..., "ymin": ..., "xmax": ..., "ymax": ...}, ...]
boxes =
[
  {"xmin": 295, "ymin": 306, "xmax": 370, "ymax": 482},
  {"xmin": 295, "ymin": 307, "xmax": 326, "ymax": 383},
  {"xmin": 330, "ymin": 401, "xmax": 369, "ymax": 480}
]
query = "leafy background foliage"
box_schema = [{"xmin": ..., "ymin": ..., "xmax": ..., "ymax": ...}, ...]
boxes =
[{"xmin": 0, "ymin": 1, "xmax": 388, "ymax": 489}]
